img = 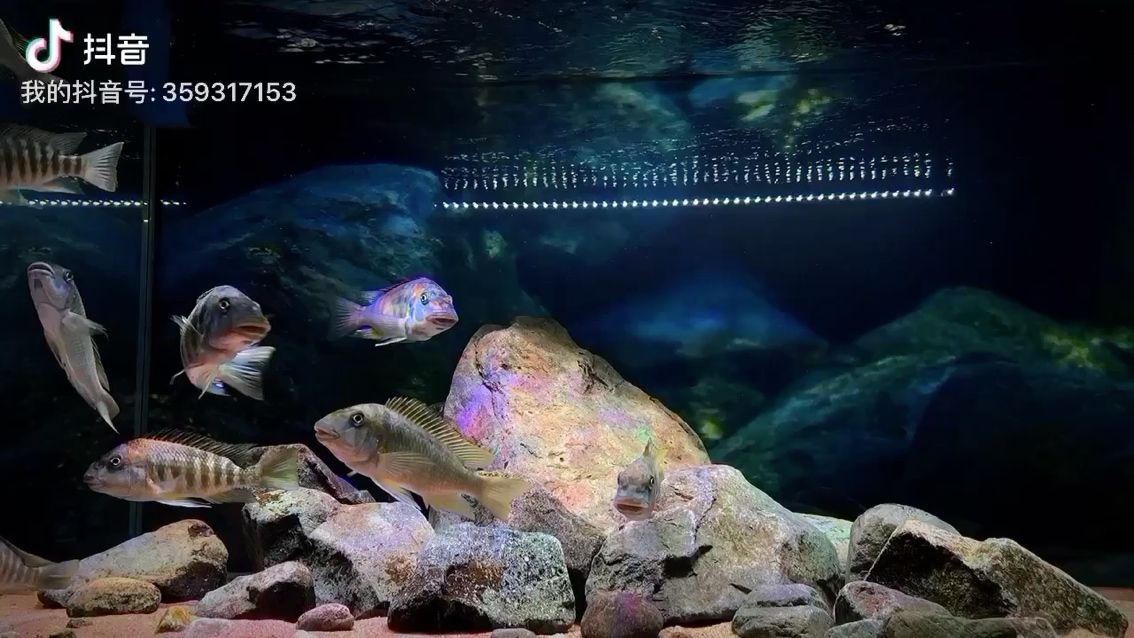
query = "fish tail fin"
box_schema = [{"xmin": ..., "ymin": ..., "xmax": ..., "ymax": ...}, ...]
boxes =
[
  {"xmin": 217, "ymin": 346, "xmax": 274, "ymax": 400},
  {"xmin": 35, "ymin": 559, "xmax": 79, "ymax": 591},
  {"xmin": 96, "ymin": 397, "xmax": 119, "ymax": 433},
  {"xmin": 255, "ymin": 447, "xmax": 299, "ymax": 492},
  {"xmin": 476, "ymin": 474, "xmax": 532, "ymax": 521},
  {"xmin": 331, "ymin": 298, "xmax": 363, "ymax": 338},
  {"xmin": 79, "ymin": 142, "xmax": 124, "ymax": 192}
]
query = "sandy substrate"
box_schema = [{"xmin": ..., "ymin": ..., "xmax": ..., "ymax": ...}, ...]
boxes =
[
  {"xmin": 0, "ymin": 594, "xmax": 582, "ymax": 637},
  {"xmin": 1, "ymin": 591, "xmax": 1131, "ymax": 637}
]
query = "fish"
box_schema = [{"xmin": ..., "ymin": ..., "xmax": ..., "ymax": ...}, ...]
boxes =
[
  {"xmin": 0, "ymin": 19, "xmax": 64, "ymax": 85},
  {"xmin": 314, "ymin": 397, "xmax": 530, "ymax": 520},
  {"xmin": 172, "ymin": 285, "xmax": 275, "ymax": 400},
  {"xmin": 83, "ymin": 430, "xmax": 299, "ymax": 508},
  {"xmin": 27, "ymin": 262, "xmax": 120, "ymax": 431},
  {"xmin": 332, "ymin": 277, "xmax": 458, "ymax": 347},
  {"xmin": 614, "ymin": 438, "xmax": 665, "ymax": 521},
  {"xmin": 0, "ymin": 536, "xmax": 78, "ymax": 594},
  {"xmin": 0, "ymin": 124, "xmax": 123, "ymax": 205}
]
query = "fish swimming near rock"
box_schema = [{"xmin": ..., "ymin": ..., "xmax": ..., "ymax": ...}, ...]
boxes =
[
  {"xmin": 0, "ymin": 124, "xmax": 123, "ymax": 205},
  {"xmin": 0, "ymin": 536, "xmax": 78, "ymax": 594},
  {"xmin": 332, "ymin": 276, "xmax": 458, "ymax": 347},
  {"xmin": 0, "ymin": 19, "xmax": 64, "ymax": 86},
  {"xmin": 83, "ymin": 430, "xmax": 299, "ymax": 508},
  {"xmin": 314, "ymin": 397, "xmax": 530, "ymax": 519},
  {"xmin": 172, "ymin": 285, "xmax": 275, "ymax": 400},
  {"xmin": 614, "ymin": 438, "xmax": 665, "ymax": 521},
  {"xmin": 27, "ymin": 262, "xmax": 120, "ymax": 431}
]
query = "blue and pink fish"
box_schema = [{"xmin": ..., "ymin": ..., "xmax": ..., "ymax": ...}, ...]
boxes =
[{"xmin": 333, "ymin": 277, "xmax": 459, "ymax": 346}]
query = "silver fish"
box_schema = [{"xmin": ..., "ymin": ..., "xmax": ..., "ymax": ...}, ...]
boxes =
[
  {"xmin": 315, "ymin": 397, "xmax": 530, "ymax": 520},
  {"xmin": 0, "ymin": 124, "xmax": 123, "ymax": 205},
  {"xmin": 83, "ymin": 430, "xmax": 299, "ymax": 508},
  {"xmin": 0, "ymin": 536, "xmax": 77, "ymax": 594},
  {"xmin": 172, "ymin": 286, "xmax": 274, "ymax": 400},
  {"xmin": 27, "ymin": 262, "xmax": 119, "ymax": 431},
  {"xmin": 614, "ymin": 438, "xmax": 665, "ymax": 521}
]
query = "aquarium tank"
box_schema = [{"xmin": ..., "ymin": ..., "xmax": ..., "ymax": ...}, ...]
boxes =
[{"xmin": 0, "ymin": 0, "xmax": 1132, "ymax": 636}]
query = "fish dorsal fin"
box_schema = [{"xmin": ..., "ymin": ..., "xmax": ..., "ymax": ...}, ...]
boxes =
[
  {"xmin": 0, "ymin": 124, "xmax": 86, "ymax": 154},
  {"xmin": 144, "ymin": 429, "xmax": 260, "ymax": 466},
  {"xmin": 0, "ymin": 536, "xmax": 53, "ymax": 567},
  {"xmin": 384, "ymin": 396, "xmax": 494, "ymax": 468},
  {"xmin": 365, "ymin": 275, "xmax": 434, "ymax": 302},
  {"xmin": 645, "ymin": 438, "xmax": 666, "ymax": 465}
]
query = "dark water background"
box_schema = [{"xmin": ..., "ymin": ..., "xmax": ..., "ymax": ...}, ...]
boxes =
[{"xmin": 0, "ymin": 0, "xmax": 1132, "ymax": 583}]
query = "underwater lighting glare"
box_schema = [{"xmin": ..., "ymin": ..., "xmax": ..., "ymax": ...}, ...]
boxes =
[
  {"xmin": 0, "ymin": 199, "xmax": 186, "ymax": 208},
  {"xmin": 441, "ymin": 188, "xmax": 955, "ymax": 212}
]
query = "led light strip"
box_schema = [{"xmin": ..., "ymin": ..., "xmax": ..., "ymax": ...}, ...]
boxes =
[
  {"xmin": 0, "ymin": 199, "xmax": 188, "ymax": 207},
  {"xmin": 443, "ymin": 188, "xmax": 955, "ymax": 211}
]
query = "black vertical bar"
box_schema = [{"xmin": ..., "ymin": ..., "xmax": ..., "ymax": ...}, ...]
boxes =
[{"xmin": 130, "ymin": 124, "xmax": 157, "ymax": 538}]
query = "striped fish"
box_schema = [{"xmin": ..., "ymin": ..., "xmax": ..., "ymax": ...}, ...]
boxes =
[
  {"xmin": 83, "ymin": 430, "xmax": 299, "ymax": 508},
  {"xmin": 0, "ymin": 536, "xmax": 77, "ymax": 594},
  {"xmin": 0, "ymin": 124, "xmax": 123, "ymax": 205}
]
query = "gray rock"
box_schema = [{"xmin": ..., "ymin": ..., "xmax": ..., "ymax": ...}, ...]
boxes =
[
  {"xmin": 847, "ymin": 504, "xmax": 957, "ymax": 580},
  {"xmin": 245, "ymin": 444, "xmax": 374, "ymax": 505},
  {"xmin": 64, "ymin": 619, "xmax": 91, "ymax": 629},
  {"xmin": 306, "ymin": 501, "xmax": 434, "ymax": 618},
  {"xmin": 581, "ymin": 591, "xmax": 665, "ymax": 638},
  {"xmin": 801, "ymin": 515, "xmax": 852, "ymax": 574},
  {"xmin": 296, "ymin": 603, "xmax": 355, "ymax": 631},
  {"xmin": 826, "ymin": 620, "xmax": 883, "ymax": 638},
  {"xmin": 388, "ymin": 523, "xmax": 575, "ymax": 633},
  {"xmin": 866, "ymin": 521, "xmax": 1128, "ymax": 637},
  {"xmin": 743, "ymin": 583, "xmax": 830, "ymax": 614},
  {"xmin": 242, "ymin": 488, "xmax": 343, "ymax": 570},
  {"xmin": 833, "ymin": 581, "xmax": 947, "ymax": 623},
  {"xmin": 181, "ymin": 618, "xmax": 296, "ymax": 638},
  {"xmin": 879, "ymin": 612, "xmax": 1057, "ymax": 638},
  {"xmin": 428, "ymin": 482, "xmax": 605, "ymax": 618},
  {"xmin": 65, "ymin": 577, "xmax": 160, "ymax": 617},
  {"xmin": 733, "ymin": 605, "xmax": 833, "ymax": 638},
  {"xmin": 492, "ymin": 630, "xmax": 539, "ymax": 638},
  {"xmin": 196, "ymin": 561, "xmax": 315, "ymax": 621},
  {"xmin": 43, "ymin": 520, "xmax": 226, "ymax": 603},
  {"xmin": 587, "ymin": 465, "xmax": 842, "ymax": 625}
]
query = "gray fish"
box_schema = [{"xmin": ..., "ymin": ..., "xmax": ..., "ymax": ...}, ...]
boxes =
[
  {"xmin": 172, "ymin": 285, "xmax": 274, "ymax": 400},
  {"xmin": 27, "ymin": 262, "xmax": 119, "ymax": 431},
  {"xmin": 83, "ymin": 430, "xmax": 299, "ymax": 508},
  {"xmin": 614, "ymin": 438, "xmax": 665, "ymax": 521},
  {"xmin": 0, "ymin": 536, "xmax": 77, "ymax": 594},
  {"xmin": 0, "ymin": 124, "xmax": 122, "ymax": 205},
  {"xmin": 314, "ymin": 397, "xmax": 530, "ymax": 520}
]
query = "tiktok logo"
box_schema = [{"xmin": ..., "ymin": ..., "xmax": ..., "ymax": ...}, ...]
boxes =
[{"xmin": 25, "ymin": 19, "xmax": 73, "ymax": 73}]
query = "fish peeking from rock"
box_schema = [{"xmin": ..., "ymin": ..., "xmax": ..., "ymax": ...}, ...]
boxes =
[
  {"xmin": 27, "ymin": 261, "xmax": 120, "ymax": 431},
  {"xmin": 314, "ymin": 397, "xmax": 531, "ymax": 520},
  {"xmin": 614, "ymin": 438, "xmax": 665, "ymax": 521},
  {"xmin": 172, "ymin": 285, "xmax": 275, "ymax": 400},
  {"xmin": 0, "ymin": 536, "xmax": 77, "ymax": 594},
  {"xmin": 83, "ymin": 430, "xmax": 299, "ymax": 508},
  {"xmin": 332, "ymin": 277, "xmax": 458, "ymax": 347}
]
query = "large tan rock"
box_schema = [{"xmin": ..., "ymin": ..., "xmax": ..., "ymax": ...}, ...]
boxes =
[{"xmin": 443, "ymin": 317, "xmax": 710, "ymax": 532}]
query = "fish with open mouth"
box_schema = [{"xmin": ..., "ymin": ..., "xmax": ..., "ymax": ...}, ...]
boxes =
[
  {"xmin": 332, "ymin": 276, "xmax": 458, "ymax": 347},
  {"xmin": 614, "ymin": 438, "xmax": 665, "ymax": 521},
  {"xmin": 26, "ymin": 262, "xmax": 119, "ymax": 431},
  {"xmin": 172, "ymin": 285, "xmax": 274, "ymax": 400}
]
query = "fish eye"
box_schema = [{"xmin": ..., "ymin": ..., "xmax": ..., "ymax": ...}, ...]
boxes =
[
  {"xmin": 350, "ymin": 412, "xmax": 365, "ymax": 427},
  {"xmin": 63, "ymin": 270, "xmax": 74, "ymax": 283},
  {"xmin": 419, "ymin": 292, "xmax": 429, "ymax": 305},
  {"xmin": 108, "ymin": 455, "xmax": 122, "ymax": 469},
  {"xmin": 218, "ymin": 298, "xmax": 231, "ymax": 312},
  {"xmin": 648, "ymin": 476, "xmax": 655, "ymax": 486}
]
